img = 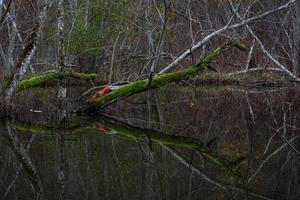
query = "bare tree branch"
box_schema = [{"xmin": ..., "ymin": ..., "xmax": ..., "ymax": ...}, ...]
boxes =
[
  {"xmin": 229, "ymin": 0, "xmax": 300, "ymax": 81},
  {"xmin": 5, "ymin": 4, "xmax": 48, "ymax": 101},
  {"xmin": 159, "ymin": 0, "xmax": 299, "ymax": 74}
]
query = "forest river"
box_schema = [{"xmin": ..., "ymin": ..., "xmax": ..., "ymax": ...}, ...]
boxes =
[{"xmin": 0, "ymin": 85, "xmax": 300, "ymax": 200}]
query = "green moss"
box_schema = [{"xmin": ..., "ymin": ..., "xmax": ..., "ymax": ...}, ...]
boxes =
[
  {"xmin": 13, "ymin": 116, "xmax": 232, "ymax": 170},
  {"xmin": 88, "ymin": 40, "xmax": 238, "ymax": 108},
  {"xmin": 88, "ymin": 79, "xmax": 149, "ymax": 105},
  {"xmin": 13, "ymin": 121, "xmax": 75, "ymax": 140},
  {"xmin": 17, "ymin": 71, "xmax": 98, "ymax": 91}
]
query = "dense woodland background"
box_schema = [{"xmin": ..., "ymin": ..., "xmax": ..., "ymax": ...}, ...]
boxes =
[
  {"xmin": 0, "ymin": 0, "xmax": 300, "ymax": 103},
  {"xmin": 1, "ymin": 1, "xmax": 300, "ymax": 199}
]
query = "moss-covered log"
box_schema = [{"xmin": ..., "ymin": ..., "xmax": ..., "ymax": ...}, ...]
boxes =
[
  {"xmin": 13, "ymin": 115, "xmax": 242, "ymax": 170},
  {"xmin": 87, "ymin": 39, "xmax": 246, "ymax": 110},
  {"xmin": 17, "ymin": 71, "xmax": 98, "ymax": 91}
]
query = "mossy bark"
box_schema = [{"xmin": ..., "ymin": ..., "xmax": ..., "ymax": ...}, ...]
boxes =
[
  {"xmin": 87, "ymin": 39, "xmax": 246, "ymax": 109},
  {"xmin": 13, "ymin": 116, "xmax": 238, "ymax": 170},
  {"xmin": 17, "ymin": 71, "xmax": 98, "ymax": 91}
]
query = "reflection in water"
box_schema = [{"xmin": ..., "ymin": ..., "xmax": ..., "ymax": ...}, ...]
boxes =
[
  {"xmin": 3, "ymin": 120, "xmax": 45, "ymax": 199},
  {"xmin": 1, "ymin": 86, "xmax": 300, "ymax": 199}
]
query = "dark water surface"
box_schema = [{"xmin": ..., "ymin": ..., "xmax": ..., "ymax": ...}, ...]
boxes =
[{"xmin": 1, "ymin": 85, "xmax": 300, "ymax": 200}]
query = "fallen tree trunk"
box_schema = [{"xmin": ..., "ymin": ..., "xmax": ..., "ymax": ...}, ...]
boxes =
[
  {"xmin": 17, "ymin": 71, "xmax": 98, "ymax": 91},
  {"xmin": 85, "ymin": 39, "xmax": 246, "ymax": 110}
]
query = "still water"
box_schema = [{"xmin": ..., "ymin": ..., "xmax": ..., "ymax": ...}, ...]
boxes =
[{"xmin": 1, "ymin": 85, "xmax": 300, "ymax": 200}]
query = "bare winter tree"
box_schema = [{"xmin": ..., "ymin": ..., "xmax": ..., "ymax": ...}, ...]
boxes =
[
  {"xmin": 0, "ymin": 0, "xmax": 3, "ymax": 19},
  {"xmin": 0, "ymin": 0, "xmax": 300, "ymax": 114},
  {"xmin": 5, "ymin": 2, "xmax": 48, "ymax": 101},
  {"xmin": 293, "ymin": 1, "xmax": 300, "ymax": 76}
]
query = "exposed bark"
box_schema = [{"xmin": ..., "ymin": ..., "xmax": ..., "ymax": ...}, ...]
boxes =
[
  {"xmin": 293, "ymin": 1, "xmax": 300, "ymax": 76},
  {"xmin": 108, "ymin": 32, "xmax": 121, "ymax": 84},
  {"xmin": 229, "ymin": 0, "xmax": 300, "ymax": 82},
  {"xmin": 86, "ymin": 39, "xmax": 246, "ymax": 110},
  {"xmin": 56, "ymin": 0, "xmax": 67, "ymax": 121},
  {"xmin": 4, "ymin": 4, "xmax": 48, "ymax": 101},
  {"xmin": 0, "ymin": 0, "xmax": 4, "ymax": 26},
  {"xmin": 0, "ymin": 0, "xmax": 11, "ymax": 25},
  {"xmin": 149, "ymin": 0, "xmax": 168, "ymax": 75},
  {"xmin": 245, "ymin": 39, "xmax": 255, "ymax": 71},
  {"xmin": 0, "ymin": 0, "xmax": 3, "ymax": 20},
  {"xmin": 57, "ymin": 0, "xmax": 65, "ymax": 70},
  {"xmin": 158, "ymin": 0, "xmax": 298, "ymax": 74},
  {"xmin": 6, "ymin": 1, "xmax": 17, "ymax": 69},
  {"xmin": 4, "ymin": 2, "xmax": 24, "ymax": 49},
  {"xmin": 227, "ymin": 67, "xmax": 284, "ymax": 76}
]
